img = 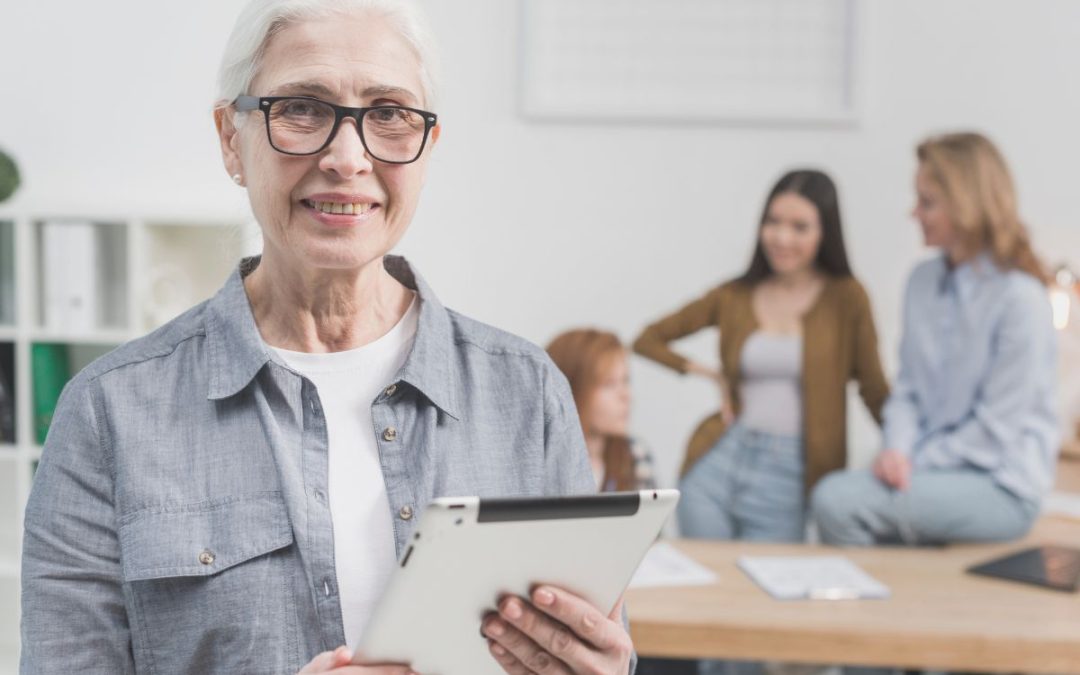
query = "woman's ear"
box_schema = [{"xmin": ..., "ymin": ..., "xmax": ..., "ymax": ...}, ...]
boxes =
[{"xmin": 214, "ymin": 106, "xmax": 245, "ymax": 181}]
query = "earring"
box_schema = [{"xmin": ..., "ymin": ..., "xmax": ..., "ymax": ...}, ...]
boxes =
[{"xmin": 232, "ymin": 173, "xmax": 244, "ymax": 186}]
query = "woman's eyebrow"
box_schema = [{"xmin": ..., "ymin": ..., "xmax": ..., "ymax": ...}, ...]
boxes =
[
  {"xmin": 267, "ymin": 81, "xmax": 337, "ymax": 98},
  {"xmin": 361, "ymin": 84, "xmax": 419, "ymax": 105},
  {"xmin": 264, "ymin": 82, "xmax": 420, "ymax": 106}
]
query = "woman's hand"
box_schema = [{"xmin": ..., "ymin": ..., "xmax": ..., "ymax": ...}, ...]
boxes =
[
  {"xmin": 872, "ymin": 449, "xmax": 912, "ymax": 491},
  {"xmin": 483, "ymin": 586, "xmax": 633, "ymax": 675},
  {"xmin": 685, "ymin": 361, "xmax": 723, "ymax": 385},
  {"xmin": 298, "ymin": 646, "xmax": 416, "ymax": 675}
]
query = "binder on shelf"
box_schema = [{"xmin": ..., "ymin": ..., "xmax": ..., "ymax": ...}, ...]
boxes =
[
  {"xmin": 41, "ymin": 220, "xmax": 99, "ymax": 332},
  {"xmin": 0, "ymin": 360, "xmax": 14, "ymax": 444},
  {"xmin": 32, "ymin": 343, "xmax": 71, "ymax": 445}
]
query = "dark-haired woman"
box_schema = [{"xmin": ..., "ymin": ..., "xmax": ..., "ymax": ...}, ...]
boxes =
[{"xmin": 634, "ymin": 170, "xmax": 890, "ymax": 545}]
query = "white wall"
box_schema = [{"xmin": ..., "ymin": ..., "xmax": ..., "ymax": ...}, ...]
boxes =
[{"xmin": 3, "ymin": 1, "xmax": 1079, "ymax": 488}]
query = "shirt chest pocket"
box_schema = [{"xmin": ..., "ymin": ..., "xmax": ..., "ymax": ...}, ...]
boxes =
[{"xmin": 119, "ymin": 493, "xmax": 303, "ymax": 674}]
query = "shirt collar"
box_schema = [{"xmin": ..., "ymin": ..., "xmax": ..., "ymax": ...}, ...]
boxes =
[
  {"xmin": 940, "ymin": 251, "xmax": 1001, "ymax": 301},
  {"xmin": 205, "ymin": 255, "xmax": 460, "ymax": 419}
]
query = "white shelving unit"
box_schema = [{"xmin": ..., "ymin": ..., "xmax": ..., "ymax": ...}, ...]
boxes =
[{"xmin": 0, "ymin": 211, "xmax": 254, "ymax": 672}]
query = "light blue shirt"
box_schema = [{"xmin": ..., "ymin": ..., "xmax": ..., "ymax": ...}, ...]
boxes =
[{"xmin": 883, "ymin": 253, "xmax": 1060, "ymax": 503}]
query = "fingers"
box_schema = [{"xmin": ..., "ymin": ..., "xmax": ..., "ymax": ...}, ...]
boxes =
[
  {"xmin": 299, "ymin": 646, "xmax": 417, "ymax": 674},
  {"xmin": 299, "ymin": 646, "xmax": 353, "ymax": 673},
  {"xmin": 607, "ymin": 595, "xmax": 625, "ymax": 622},
  {"xmin": 528, "ymin": 586, "xmax": 631, "ymax": 655},
  {"xmin": 874, "ymin": 450, "xmax": 911, "ymax": 491},
  {"xmin": 483, "ymin": 611, "xmax": 573, "ymax": 675},
  {"xmin": 895, "ymin": 456, "xmax": 912, "ymax": 492}
]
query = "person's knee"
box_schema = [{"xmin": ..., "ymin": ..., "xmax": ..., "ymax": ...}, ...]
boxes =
[{"xmin": 810, "ymin": 471, "xmax": 860, "ymax": 530}]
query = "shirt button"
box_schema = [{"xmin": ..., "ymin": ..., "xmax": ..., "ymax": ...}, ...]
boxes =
[
  {"xmin": 383, "ymin": 426, "xmax": 398, "ymax": 442},
  {"xmin": 384, "ymin": 383, "xmax": 397, "ymax": 397},
  {"xmin": 399, "ymin": 505, "xmax": 414, "ymax": 521},
  {"xmin": 198, "ymin": 550, "xmax": 215, "ymax": 565}
]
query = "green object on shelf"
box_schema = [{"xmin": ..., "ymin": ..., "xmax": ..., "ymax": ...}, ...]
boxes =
[
  {"xmin": 0, "ymin": 148, "xmax": 19, "ymax": 203},
  {"xmin": 32, "ymin": 343, "xmax": 71, "ymax": 445}
]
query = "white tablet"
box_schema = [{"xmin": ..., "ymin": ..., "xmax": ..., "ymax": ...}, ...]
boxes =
[{"xmin": 356, "ymin": 489, "xmax": 679, "ymax": 674}]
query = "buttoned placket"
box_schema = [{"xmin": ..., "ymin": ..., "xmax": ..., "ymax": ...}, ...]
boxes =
[
  {"xmin": 299, "ymin": 375, "xmax": 348, "ymax": 650},
  {"xmin": 372, "ymin": 380, "xmax": 417, "ymax": 558}
]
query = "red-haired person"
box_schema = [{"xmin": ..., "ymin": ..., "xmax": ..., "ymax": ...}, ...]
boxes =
[{"xmin": 547, "ymin": 329, "xmax": 657, "ymax": 492}]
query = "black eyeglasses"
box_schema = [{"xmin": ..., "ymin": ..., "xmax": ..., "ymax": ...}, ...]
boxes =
[{"xmin": 233, "ymin": 95, "xmax": 438, "ymax": 164}]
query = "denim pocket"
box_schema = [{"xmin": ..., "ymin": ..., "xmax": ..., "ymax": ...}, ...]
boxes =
[{"xmin": 119, "ymin": 492, "xmax": 301, "ymax": 674}]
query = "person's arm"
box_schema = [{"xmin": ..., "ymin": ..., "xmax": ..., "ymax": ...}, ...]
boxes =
[
  {"xmin": 21, "ymin": 374, "xmax": 135, "ymax": 674},
  {"xmin": 881, "ymin": 275, "xmax": 923, "ymax": 457},
  {"xmin": 917, "ymin": 284, "xmax": 1057, "ymax": 471},
  {"xmin": 849, "ymin": 283, "xmax": 890, "ymax": 426},
  {"xmin": 490, "ymin": 360, "xmax": 635, "ymax": 675},
  {"xmin": 632, "ymin": 287, "xmax": 723, "ymax": 375}
]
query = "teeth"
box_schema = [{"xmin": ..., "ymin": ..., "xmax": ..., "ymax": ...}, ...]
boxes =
[{"xmin": 310, "ymin": 200, "xmax": 371, "ymax": 215}]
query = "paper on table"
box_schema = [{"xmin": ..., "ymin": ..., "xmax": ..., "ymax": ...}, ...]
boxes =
[
  {"xmin": 738, "ymin": 556, "xmax": 890, "ymax": 600},
  {"xmin": 629, "ymin": 542, "xmax": 717, "ymax": 588}
]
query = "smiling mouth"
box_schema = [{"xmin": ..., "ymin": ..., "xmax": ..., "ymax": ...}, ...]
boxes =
[{"xmin": 301, "ymin": 199, "xmax": 378, "ymax": 216}]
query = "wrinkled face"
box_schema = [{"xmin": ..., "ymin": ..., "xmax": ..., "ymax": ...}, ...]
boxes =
[
  {"xmin": 760, "ymin": 191, "xmax": 823, "ymax": 276},
  {"xmin": 217, "ymin": 12, "xmax": 438, "ymax": 272},
  {"xmin": 585, "ymin": 350, "xmax": 631, "ymax": 438},
  {"xmin": 912, "ymin": 164, "xmax": 956, "ymax": 250}
]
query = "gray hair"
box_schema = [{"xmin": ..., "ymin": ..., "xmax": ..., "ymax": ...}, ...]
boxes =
[{"xmin": 215, "ymin": 0, "xmax": 439, "ymax": 114}]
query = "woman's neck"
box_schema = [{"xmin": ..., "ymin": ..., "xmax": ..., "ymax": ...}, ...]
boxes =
[
  {"xmin": 585, "ymin": 432, "xmax": 606, "ymax": 461},
  {"xmin": 770, "ymin": 266, "xmax": 822, "ymax": 290},
  {"xmin": 243, "ymin": 249, "xmax": 414, "ymax": 353},
  {"xmin": 946, "ymin": 244, "xmax": 979, "ymax": 268}
]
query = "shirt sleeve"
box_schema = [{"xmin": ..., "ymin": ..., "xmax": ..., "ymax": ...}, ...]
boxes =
[
  {"xmin": 21, "ymin": 374, "xmax": 135, "ymax": 674},
  {"xmin": 541, "ymin": 358, "xmax": 596, "ymax": 496},
  {"xmin": 917, "ymin": 284, "xmax": 1057, "ymax": 471},
  {"xmin": 882, "ymin": 273, "xmax": 925, "ymax": 455},
  {"xmin": 540, "ymin": 359, "xmax": 638, "ymax": 674},
  {"xmin": 849, "ymin": 283, "xmax": 890, "ymax": 425},
  {"xmin": 632, "ymin": 286, "xmax": 723, "ymax": 374}
]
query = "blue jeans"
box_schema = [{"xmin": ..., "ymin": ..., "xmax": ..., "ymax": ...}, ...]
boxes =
[
  {"xmin": 677, "ymin": 423, "xmax": 805, "ymax": 675},
  {"xmin": 811, "ymin": 468, "xmax": 1039, "ymax": 547},
  {"xmin": 678, "ymin": 423, "xmax": 806, "ymax": 543},
  {"xmin": 811, "ymin": 468, "xmax": 1040, "ymax": 675}
]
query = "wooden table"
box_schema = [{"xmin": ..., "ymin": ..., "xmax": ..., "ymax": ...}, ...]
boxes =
[{"xmin": 626, "ymin": 517, "xmax": 1080, "ymax": 673}]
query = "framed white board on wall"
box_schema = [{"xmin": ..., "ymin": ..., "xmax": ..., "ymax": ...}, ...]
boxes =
[{"xmin": 518, "ymin": 0, "xmax": 859, "ymax": 126}]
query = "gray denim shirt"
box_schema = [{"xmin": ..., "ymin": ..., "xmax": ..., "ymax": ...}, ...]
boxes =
[{"xmin": 22, "ymin": 256, "xmax": 630, "ymax": 674}]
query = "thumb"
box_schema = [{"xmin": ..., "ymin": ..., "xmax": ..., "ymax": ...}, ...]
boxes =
[{"xmin": 608, "ymin": 595, "xmax": 625, "ymax": 622}]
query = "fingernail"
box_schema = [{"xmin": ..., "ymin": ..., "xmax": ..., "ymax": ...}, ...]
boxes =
[
  {"xmin": 534, "ymin": 588, "xmax": 554, "ymax": 606},
  {"xmin": 583, "ymin": 613, "xmax": 597, "ymax": 629},
  {"xmin": 503, "ymin": 599, "xmax": 523, "ymax": 620},
  {"xmin": 491, "ymin": 642, "xmax": 507, "ymax": 656},
  {"xmin": 486, "ymin": 619, "xmax": 505, "ymax": 637}
]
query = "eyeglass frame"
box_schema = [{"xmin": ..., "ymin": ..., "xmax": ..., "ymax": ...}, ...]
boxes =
[{"xmin": 232, "ymin": 95, "xmax": 439, "ymax": 164}]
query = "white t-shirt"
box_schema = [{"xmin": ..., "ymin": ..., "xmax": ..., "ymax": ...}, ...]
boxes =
[{"xmin": 271, "ymin": 297, "xmax": 418, "ymax": 647}]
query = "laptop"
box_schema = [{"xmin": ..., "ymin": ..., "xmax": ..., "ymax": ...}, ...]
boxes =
[{"xmin": 967, "ymin": 545, "xmax": 1080, "ymax": 592}]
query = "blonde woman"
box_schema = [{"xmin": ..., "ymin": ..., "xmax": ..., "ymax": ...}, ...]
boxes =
[{"xmin": 813, "ymin": 132, "xmax": 1059, "ymax": 547}]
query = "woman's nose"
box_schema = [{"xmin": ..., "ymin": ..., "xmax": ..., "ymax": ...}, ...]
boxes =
[{"xmin": 319, "ymin": 118, "xmax": 374, "ymax": 178}]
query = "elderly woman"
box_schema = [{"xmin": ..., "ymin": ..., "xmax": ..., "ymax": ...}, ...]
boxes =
[{"xmin": 20, "ymin": 1, "xmax": 634, "ymax": 674}]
